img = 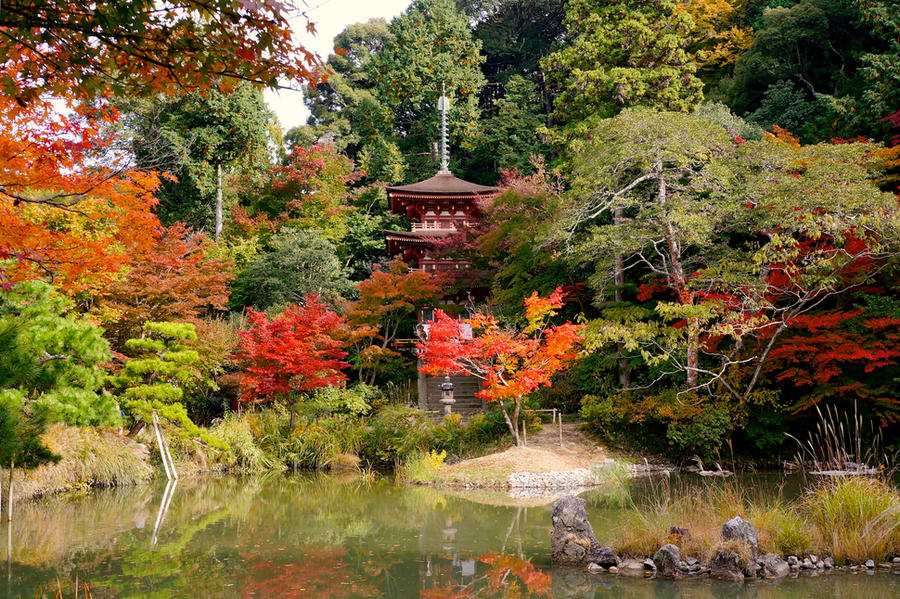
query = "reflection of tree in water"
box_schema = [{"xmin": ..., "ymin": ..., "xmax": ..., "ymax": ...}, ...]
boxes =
[
  {"xmin": 239, "ymin": 546, "xmax": 380, "ymax": 598},
  {"xmin": 421, "ymin": 553, "xmax": 551, "ymax": 599}
]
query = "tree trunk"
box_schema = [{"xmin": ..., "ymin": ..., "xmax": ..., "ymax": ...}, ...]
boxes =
[
  {"xmin": 613, "ymin": 207, "xmax": 631, "ymax": 390},
  {"xmin": 656, "ymin": 160, "xmax": 698, "ymax": 388},
  {"xmin": 126, "ymin": 420, "xmax": 145, "ymax": 439},
  {"xmin": 511, "ymin": 399, "xmax": 522, "ymax": 447},
  {"xmin": 6, "ymin": 461, "xmax": 12, "ymax": 523},
  {"xmin": 498, "ymin": 400, "xmax": 520, "ymax": 447},
  {"xmin": 215, "ymin": 162, "xmax": 223, "ymax": 241}
]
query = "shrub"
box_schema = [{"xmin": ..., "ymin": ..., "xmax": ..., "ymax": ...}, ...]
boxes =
[
  {"xmin": 402, "ymin": 449, "xmax": 447, "ymax": 484},
  {"xmin": 666, "ymin": 407, "xmax": 731, "ymax": 462},
  {"xmin": 13, "ymin": 425, "xmax": 152, "ymax": 500}
]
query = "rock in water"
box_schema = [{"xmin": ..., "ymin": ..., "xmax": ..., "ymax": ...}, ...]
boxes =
[
  {"xmin": 653, "ymin": 544, "xmax": 682, "ymax": 578},
  {"xmin": 762, "ymin": 554, "xmax": 790, "ymax": 578},
  {"xmin": 550, "ymin": 496, "xmax": 601, "ymax": 566},
  {"xmin": 589, "ymin": 546, "xmax": 619, "ymax": 568},
  {"xmin": 710, "ymin": 548, "xmax": 746, "ymax": 581}
]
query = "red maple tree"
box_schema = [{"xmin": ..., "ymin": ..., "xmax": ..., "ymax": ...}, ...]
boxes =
[
  {"xmin": 418, "ymin": 288, "xmax": 583, "ymax": 446},
  {"xmin": 233, "ymin": 295, "xmax": 350, "ymax": 411}
]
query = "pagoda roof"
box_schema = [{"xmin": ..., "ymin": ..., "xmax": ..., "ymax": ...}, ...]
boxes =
[{"xmin": 387, "ymin": 173, "xmax": 498, "ymax": 196}]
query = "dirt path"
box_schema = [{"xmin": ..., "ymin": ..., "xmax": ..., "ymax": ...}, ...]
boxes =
[{"xmin": 438, "ymin": 421, "xmax": 608, "ymax": 485}]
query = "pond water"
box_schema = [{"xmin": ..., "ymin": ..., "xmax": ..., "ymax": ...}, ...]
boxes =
[{"xmin": 2, "ymin": 474, "xmax": 898, "ymax": 598}]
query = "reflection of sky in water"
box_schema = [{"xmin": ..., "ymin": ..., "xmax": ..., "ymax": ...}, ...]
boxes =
[{"xmin": 1, "ymin": 473, "xmax": 897, "ymax": 598}]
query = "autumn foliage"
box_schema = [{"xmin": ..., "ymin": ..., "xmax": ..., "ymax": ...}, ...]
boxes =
[
  {"xmin": 93, "ymin": 223, "xmax": 234, "ymax": 349},
  {"xmin": 233, "ymin": 296, "xmax": 350, "ymax": 406},
  {"xmin": 419, "ymin": 288, "xmax": 583, "ymax": 445},
  {"xmin": 343, "ymin": 261, "xmax": 443, "ymax": 384},
  {"xmin": 0, "ymin": 75, "xmax": 160, "ymax": 292}
]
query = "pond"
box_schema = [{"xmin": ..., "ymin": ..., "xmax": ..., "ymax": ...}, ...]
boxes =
[{"xmin": 2, "ymin": 474, "xmax": 898, "ymax": 598}]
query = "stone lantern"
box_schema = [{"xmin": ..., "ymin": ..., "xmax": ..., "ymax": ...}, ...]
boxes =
[{"xmin": 440, "ymin": 375, "xmax": 455, "ymax": 416}]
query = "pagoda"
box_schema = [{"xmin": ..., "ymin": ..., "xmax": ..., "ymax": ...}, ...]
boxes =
[{"xmin": 385, "ymin": 88, "xmax": 499, "ymax": 414}]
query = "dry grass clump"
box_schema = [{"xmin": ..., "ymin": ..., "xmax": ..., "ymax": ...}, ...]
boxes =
[
  {"xmin": 706, "ymin": 538, "xmax": 754, "ymax": 569},
  {"xmin": 10, "ymin": 424, "xmax": 152, "ymax": 501},
  {"xmin": 803, "ymin": 476, "xmax": 900, "ymax": 564},
  {"xmin": 610, "ymin": 476, "xmax": 900, "ymax": 564}
]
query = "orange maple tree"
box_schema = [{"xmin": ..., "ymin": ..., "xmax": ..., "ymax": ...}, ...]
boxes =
[
  {"xmin": 418, "ymin": 288, "xmax": 584, "ymax": 446},
  {"xmin": 93, "ymin": 223, "xmax": 234, "ymax": 349},
  {"xmin": 343, "ymin": 261, "xmax": 444, "ymax": 384},
  {"xmin": 233, "ymin": 295, "xmax": 350, "ymax": 409},
  {"xmin": 0, "ymin": 67, "xmax": 161, "ymax": 292}
]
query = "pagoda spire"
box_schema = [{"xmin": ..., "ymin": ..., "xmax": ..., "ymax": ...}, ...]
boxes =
[{"xmin": 437, "ymin": 82, "xmax": 451, "ymax": 175}]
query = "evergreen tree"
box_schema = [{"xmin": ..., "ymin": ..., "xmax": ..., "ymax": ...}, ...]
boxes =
[
  {"xmin": 126, "ymin": 82, "xmax": 272, "ymax": 236},
  {"xmin": 0, "ymin": 281, "xmax": 119, "ymax": 426},
  {"xmin": 110, "ymin": 321, "xmax": 225, "ymax": 448},
  {"xmin": 481, "ymin": 75, "xmax": 551, "ymax": 174},
  {"xmin": 230, "ymin": 229, "xmax": 353, "ymax": 310},
  {"xmin": 370, "ymin": 0, "xmax": 487, "ymax": 181},
  {"xmin": 541, "ymin": 0, "xmax": 703, "ymax": 141}
]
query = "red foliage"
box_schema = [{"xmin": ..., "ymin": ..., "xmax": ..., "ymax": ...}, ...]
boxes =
[
  {"xmin": 418, "ymin": 289, "xmax": 583, "ymax": 404},
  {"xmin": 233, "ymin": 296, "xmax": 349, "ymax": 405}
]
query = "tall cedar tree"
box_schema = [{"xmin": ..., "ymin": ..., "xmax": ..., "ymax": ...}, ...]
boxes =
[
  {"xmin": 541, "ymin": 0, "xmax": 703, "ymax": 142},
  {"xmin": 234, "ymin": 296, "xmax": 349, "ymax": 418},
  {"xmin": 419, "ymin": 289, "xmax": 583, "ymax": 446}
]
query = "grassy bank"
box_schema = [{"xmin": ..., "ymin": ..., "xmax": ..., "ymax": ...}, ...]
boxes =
[
  {"xmin": 608, "ymin": 476, "xmax": 900, "ymax": 565},
  {"xmin": 7, "ymin": 424, "xmax": 153, "ymax": 501}
]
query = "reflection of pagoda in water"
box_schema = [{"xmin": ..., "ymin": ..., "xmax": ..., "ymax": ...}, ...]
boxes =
[{"xmin": 385, "ymin": 88, "xmax": 499, "ymax": 415}]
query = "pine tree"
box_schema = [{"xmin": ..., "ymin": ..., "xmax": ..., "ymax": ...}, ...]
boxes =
[{"xmin": 110, "ymin": 321, "xmax": 225, "ymax": 449}]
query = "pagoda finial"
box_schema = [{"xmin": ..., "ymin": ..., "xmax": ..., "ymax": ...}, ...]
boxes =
[{"xmin": 437, "ymin": 82, "xmax": 451, "ymax": 175}]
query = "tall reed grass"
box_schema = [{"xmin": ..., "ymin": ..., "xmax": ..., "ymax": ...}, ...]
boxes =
[{"xmin": 608, "ymin": 475, "xmax": 900, "ymax": 564}]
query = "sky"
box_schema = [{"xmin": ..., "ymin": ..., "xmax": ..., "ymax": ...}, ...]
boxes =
[{"xmin": 263, "ymin": 0, "xmax": 413, "ymax": 131}]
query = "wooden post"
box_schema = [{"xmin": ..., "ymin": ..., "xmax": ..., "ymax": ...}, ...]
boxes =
[{"xmin": 558, "ymin": 414, "xmax": 563, "ymax": 446}]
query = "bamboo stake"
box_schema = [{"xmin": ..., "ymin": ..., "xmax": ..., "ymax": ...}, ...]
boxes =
[
  {"xmin": 159, "ymin": 418, "xmax": 178, "ymax": 481},
  {"xmin": 152, "ymin": 415, "xmax": 172, "ymax": 480}
]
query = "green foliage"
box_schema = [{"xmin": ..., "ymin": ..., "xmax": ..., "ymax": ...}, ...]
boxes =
[
  {"xmin": 372, "ymin": 0, "xmax": 486, "ymax": 179},
  {"xmin": 0, "ymin": 390, "xmax": 59, "ymax": 471},
  {"xmin": 666, "ymin": 406, "xmax": 732, "ymax": 460},
  {"xmin": 542, "ymin": 0, "xmax": 703, "ymax": 143},
  {"xmin": 230, "ymin": 228, "xmax": 352, "ymax": 310},
  {"xmin": 0, "ymin": 281, "xmax": 119, "ymax": 427},
  {"xmin": 125, "ymin": 82, "xmax": 272, "ymax": 231},
  {"xmin": 726, "ymin": 0, "xmax": 882, "ymax": 141},
  {"xmin": 479, "ymin": 75, "xmax": 551, "ymax": 174}
]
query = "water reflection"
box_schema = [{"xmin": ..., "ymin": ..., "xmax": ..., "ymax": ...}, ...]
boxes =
[{"xmin": 0, "ymin": 474, "xmax": 896, "ymax": 598}]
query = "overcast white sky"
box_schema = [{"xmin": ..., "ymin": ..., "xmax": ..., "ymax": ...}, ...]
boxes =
[{"xmin": 264, "ymin": 0, "xmax": 413, "ymax": 131}]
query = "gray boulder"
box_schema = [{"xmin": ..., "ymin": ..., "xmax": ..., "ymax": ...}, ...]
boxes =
[
  {"xmin": 653, "ymin": 544, "xmax": 682, "ymax": 579},
  {"xmin": 550, "ymin": 496, "xmax": 602, "ymax": 567},
  {"xmin": 710, "ymin": 548, "xmax": 747, "ymax": 581},
  {"xmin": 762, "ymin": 554, "xmax": 790, "ymax": 578},
  {"xmin": 722, "ymin": 517, "xmax": 759, "ymax": 559}
]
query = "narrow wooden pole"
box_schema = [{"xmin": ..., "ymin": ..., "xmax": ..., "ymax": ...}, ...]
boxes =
[
  {"xmin": 558, "ymin": 414, "xmax": 563, "ymax": 446},
  {"xmin": 159, "ymin": 421, "xmax": 178, "ymax": 481},
  {"xmin": 522, "ymin": 420, "xmax": 527, "ymax": 447},
  {"xmin": 6, "ymin": 461, "xmax": 13, "ymax": 522},
  {"xmin": 152, "ymin": 415, "xmax": 172, "ymax": 480}
]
